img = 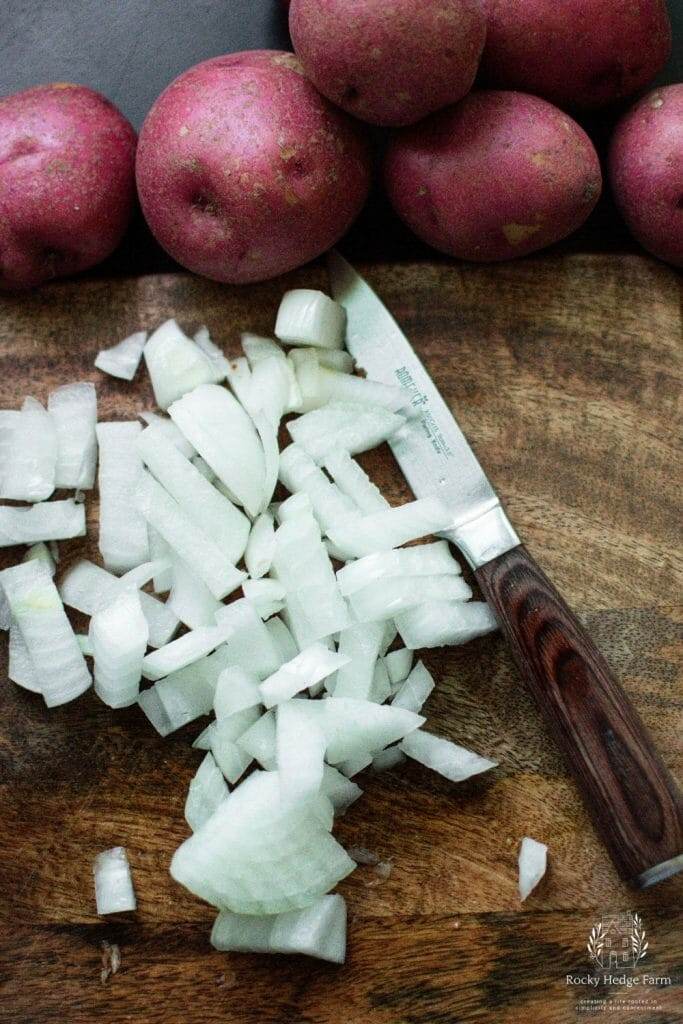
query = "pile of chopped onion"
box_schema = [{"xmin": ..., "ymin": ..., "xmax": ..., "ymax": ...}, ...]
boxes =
[{"xmin": 1, "ymin": 292, "xmax": 502, "ymax": 963}]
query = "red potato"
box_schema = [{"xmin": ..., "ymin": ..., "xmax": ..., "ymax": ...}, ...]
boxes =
[
  {"xmin": 609, "ymin": 85, "xmax": 683, "ymax": 268},
  {"xmin": 289, "ymin": 0, "xmax": 486, "ymax": 127},
  {"xmin": 480, "ymin": 0, "xmax": 671, "ymax": 110},
  {"xmin": 136, "ymin": 51, "xmax": 371, "ymax": 285},
  {"xmin": 384, "ymin": 90, "xmax": 602, "ymax": 262},
  {"xmin": 0, "ymin": 84, "xmax": 136, "ymax": 290}
]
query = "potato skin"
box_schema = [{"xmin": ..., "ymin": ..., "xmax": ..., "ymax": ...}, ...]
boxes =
[
  {"xmin": 481, "ymin": 0, "xmax": 671, "ymax": 110},
  {"xmin": 0, "ymin": 83, "xmax": 136, "ymax": 290},
  {"xmin": 136, "ymin": 51, "xmax": 371, "ymax": 284},
  {"xmin": 384, "ymin": 90, "xmax": 602, "ymax": 262},
  {"xmin": 289, "ymin": 0, "xmax": 486, "ymax": 127},
  {"xmin": 609, "ymin": 85, "xmax": 683, "ymax": 268}
]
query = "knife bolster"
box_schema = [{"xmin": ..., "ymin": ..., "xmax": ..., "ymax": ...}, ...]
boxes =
[{"xmin": 446, "ymin": 503, "xmax": 520, "ymax": 569}]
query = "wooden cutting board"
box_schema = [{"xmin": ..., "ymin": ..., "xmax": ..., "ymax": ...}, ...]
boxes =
[{"xmin": 0, "ymin": 254, "xmax": 681, "ymax": 1024}]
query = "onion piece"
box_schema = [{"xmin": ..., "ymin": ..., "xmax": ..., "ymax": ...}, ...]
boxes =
[
  {"xmin": 379, "ymin": 622, "xmax": 398, "ymax": 657},
  {"xmin": 337, "ymin": 541, "xmax": 462, "ymax": 596},
  {"xmin": 1, "ymin": 397, "xmax": 57, "ymax": 501},
  {"xmin": 372, "ymin": 745, "xmax": 406, "ymax": 773},
  {"xmin": 137, "ymin": 423, "xmax": 250, "ymax": 564},
  {"xmin": 338, "ymin": 751, "xmax": 373, "ymax": 778},
  {"xmin": 288, "ymin": 347, "xmax": 354, "ymax": 374},
  {"xmin": 399, "ymin": 730, "xmax": 498, "ymax": 782},
  {"xmin": 328, "ymin": 497, "xmax": 451, "ymax": 559},
  {"xmin": 396, "ymin": 600, "xmax": 498, "ymax": 650},
  {"xmin": 215, "ymin": 600, "xmax": 283, "ymax": 679},
  {"xmin": 349, "ymin": 574, "xmax": 472, "ymax": 622},
  {"xmin": 193, "ymin": 326, "xmax": 231, "ymax": 381},
  {"xmin": 332, "ymin": 622, "xmax": 385, "ymax": 700},
  {"xmin": 288, "ymin": 402, "xmax": 405, "ymax": 462},
  {"xmin": 245, "ymin": 512, "xmax": 275, "ymax": 579},
  {"xmin": 265, "ymin": 616, "xmax": 299, "ymax": 664},
  {"xmin": 214, "ymin": 666, "xmax": 262, "ymax": 719},
  {"xmin": 279, "ymin": 445, "xmax": 358, "ymax": 533},
  {"xmin": 276, "ymin": 700, "xmax": 327, "ymax": 803},
  {"xmin": 141, "ymin": 626, "xmax": 225, "ymax": 681},
  {"xmin": 0, "ymin": 499, "xmax": 86, "ymax": 548},
  {"xmin": 276, "ymin": 492, "xmax": 313, "ymax": 524},
  {"xmin": 0, "ymin": 559, "xmax": 91, "ymax": 707},
  {"xmin": 384, "ymin": 648, "xmax": 413, "ymax": 688},
  {"xmin": 49, "ymin": 382, "xmax": 98, "ymax": 490},
  {"xmin": 144, "ymin": 319, "xmax": 220, "ymax": 409},
  {"xmin": 391, "ymin": 661, "xmax": 435, "ymax": 714},
  {"xmin": 136, "ymin": 473, "xmax": 245, "ymax": 600},
  {"xmin": 96, "ymin": 421, "xmax": 149, "ymax": 573},
  {"xmin": 369, "ymin": 658, "xmax": 391, "ymax": 704},
  {"xmin": 211, "ymin": 894, "xmax": 346, "ymax": 963},
  {"xmin": 275, "ymin": 290, "xmax": 345, "ymax": 350},
  {"xmin": 260, "ymin": 644, "xmax": 348, "ymax": 708},
  {"xmin": 90, "ymin": 590, "xmax": 148, "ymax": 708},
  {"xmin": 95, "ymin": 331, "xmax": 147, "ymax": 381},
  {"xmin": 320, "ymin": 765, "xmax": 362, "ymax": 814},
  {"xmin": 296, "ymin": 359, "xmax": 407, "ymax": 414},
  {"xmin": 185, "ymin": 752, "xmax": 229, "ymax": 832},
  {"xmin": 323, "ymin": 450, "xmax": 389, "ymax": 514},
  {"xmin": 242, "ymin": 334, "xmax": 302, "ymax": 413},
  {"xmin": 23, "ymin": 541, "xmax": 57, "ymax": 577},
  {"xmin": 170, "ymin": 384, "xmax": 266, "ymax": 517},
  {"xmin": 236, "ymin": 709, "xmax": 277, "ymax": 770},
  {"xmin": 211, "ymin": 717, "xmax": 258, "ymax": 784},
  {"xmin": 139, "ymin": 411, "xmax": 195, "ymax": 459},
  {"xmin": 8, "ymin": 622, "xmax": 41, "ymax": 692},
  {"xmin": 249, "ymin": 357, "xmax": 290, "ymax": 428},
  {"xmin": 167, "ymin": 557, "xmax": 221, "ymax": 629},
  {"xmin": 93, "ymin": 847, "xmax": 136, "ymax": 915},
  {"xmin": 518, "ymin": 837, "xmax": 548, "ymax": 901},
  {"xmin": 242, "ymin": 578, "xmax": 285, "ymax": 620},
  {"xmin": 170, "ymin": 770, "xmax": 355, "ymax": 915},
  {"xmin": 58, "ymin": 558, "xmax": 179, "ymax": 649},
  {"xmin": 139, "ymin": 646, "xmax": 232, "ymax": 736},
  {"xmin": 301, "ymin": 698, "xmax": 424, "ymax": 765}
]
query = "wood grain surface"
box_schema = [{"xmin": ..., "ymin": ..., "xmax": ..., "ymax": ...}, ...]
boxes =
[{"xmin": 0, "ymin": 254, "xmax": 681, "ymax": 1024}]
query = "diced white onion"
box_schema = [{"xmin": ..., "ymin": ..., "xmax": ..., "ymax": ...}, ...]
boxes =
[
  {"xmin": 90, "ymin": 590, "xmax": 148, "ymax": 708},
  {"xmin": 23, "ymin": 540, "xmax": 57, "ymax": 576},
  {"xmin": 323, "ymin": 450, "xmax": 389, "ymax": 513},
  {"xmin": 185, "ymin": 752, "xmax": 229, "ymax": 832},
  {"xmin": 298, "ymin": 698, "xmax": 424, "ymax": 765},
  {"xmin": 391, "ymin": 661, "xmax": 435, "ymax": 714},
  {"xmin": 49, "ymin": 382, "xmax": 98, "ymax": 490},
  {"xmin": 95, "ymin": 331, "xmax": 147, "ymax": 381},
  {"xmin": 279, "ymin": 445, "xmax": 358, "ymax": 533},
  {"xmin": 245, "ymin": 512, "xmax": 275, "ymax": 580},
  {"xmin": 275, "ymin": 290, "xmax": 346, "ymax": 350},
  {"xmin": 265, "ymin": 617, "xmax": 299, "ymax": 664},
  {"xmin": 260, "ymin": 643, "xmax": 348, "ymax": 708},
  {"xmin": 276, "ymin": 491, "xmax": 313, "ymax": 524},
  {"xmin": 332, "ymin": 623, "xmax": 384, "ymax": 700},
  {"xmin": 93, "ymin": 847, "xmax": 136, "ymax": 914},
  {"xmin": 396, "ymin": 600, "xmax": 498, "ymax": 650},
  {"xmin": 518, "ymin": 837, "xmax": 548, "ymax": 901},
  {"xmin": 337, "ymin": 541, "xmax": 461, "ymax": 596},
  {"xmin": 144, "ymin": 319, "xmax": 221, "ymax": 410},
  {"xmin": 288, "ymin": 402, "xmax": 405, "ymax": 462},
  {"xmin": 399, "ymin": 729, "xmax": 497, "ymax": 782},
  {"xmin": 296, "ymin": 359, "xmax": 407, "ymax": 413},
  {"xmin": 214, "ymin": 666, "xmax": 262, "ymax": 719},
  {"xmin": 141, "ymin": 625, "xmax": 225, "ymax": 681},
  {"xmin": 139, "ymin": 411, "xmax": 195, "ymax": 459},
  {"xmin": 369, "ymin": 658, "xmax": 391, "ymax": 704},
  {"xmin": 139, "ymin": 646, "xmax": 231, "ymax": 736},
  {"xmin": 236, "ymin": 710, "xmax": 277, "ymax": 770},
  {"xmin": 0, "ymin": 559, "xmax": 91, "ymax": 707},
  {"xmin": 167, "ymin": 557, "xmax": 221, "ymax": 630},
  {"xmin": 211, "ymin": 895, "xmax": 347, "ymax": 963},
  {"xmin": 338, "ymin": 750, "xmax": 373, "ymax": 778},
  {"xmin": 8, "ymin": 621, "xmax": 41, "ymax": 692},
  {"xmin": 193, "ymin": 326, "xmax": 231, "ymax": 381},
  {"xmin": 242, "ymin": 578, "xmax": 285, "ymax": 620},
  {"xmin": 215, "ymin": 600, "xmax": 283, "ymax": 679},
  {"xmin": 211, "ymin": 717, "xmax": 257, "ymax": 784},
  {"xmin": 288, "ymin": 347, "xmax": 354, "ymax": 374},
  {"xmin": 371, "ymin": 745, "xmax": 406, "ymax": 773},
  {"xmin": 96, "ymin": 421, "xmax": 149, "ymax": 572},
  {"xmin": 1, "ymin": 397, "xmax": 57, "ymax": 501},
  {"xmin": 384, "ymin": 648, "xmax": 413, "ymax": 688},
  {"xmin": 276, "ymin": 701, "xmax": 327, "ymax": 804},
  {"xmin": 328, "ymin": 497, "xmax": 451, "ymax": 559},
  {"xmin": 349, "ymin": 574, "xmax": 472, "ymax": 622},
  {"xmin": 0, "ymin": 499, "xmax": 86, "ymax": 547},
  {"xmin": 320, "ymin": 764, "xmax": 362, "ymax": 814}
]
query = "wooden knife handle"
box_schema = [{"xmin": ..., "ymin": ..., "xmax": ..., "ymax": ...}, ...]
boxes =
[{"xmin": 475, "ymin": 544, "xmax": 683, "ymax": 888}]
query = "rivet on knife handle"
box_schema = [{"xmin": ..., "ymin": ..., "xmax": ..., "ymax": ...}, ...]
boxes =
[{"xmin": 475, "ymin": 544, "xmax": 683, "ymax": 888}]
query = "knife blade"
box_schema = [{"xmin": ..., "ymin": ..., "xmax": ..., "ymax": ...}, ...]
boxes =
[
  {"xmin": 327, "ymin": 250, "xmax": 683, "ymax": 890},
  {"xmin": 327, "ymin": 250, "xmax": 519, "ymax": 568}
]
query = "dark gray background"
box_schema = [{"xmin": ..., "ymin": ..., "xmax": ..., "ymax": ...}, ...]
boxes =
[{"xmin": 1, "ymin": 0, "xmax": 681, "ymax": 272}]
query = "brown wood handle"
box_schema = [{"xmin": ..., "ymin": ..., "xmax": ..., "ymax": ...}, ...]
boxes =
[{"xmin": 475, "ymin": 544, "xmax": 683, "ymax": 888}]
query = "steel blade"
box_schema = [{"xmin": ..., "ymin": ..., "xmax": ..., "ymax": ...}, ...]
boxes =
[{"xmin": 327, "ymin": 251, "xmax": 519, "ymax": 567}]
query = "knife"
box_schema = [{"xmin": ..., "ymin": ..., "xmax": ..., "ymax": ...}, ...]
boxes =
[{"xmin": 327, "ymin": 250, "xmax": 683, "ymax": 890}]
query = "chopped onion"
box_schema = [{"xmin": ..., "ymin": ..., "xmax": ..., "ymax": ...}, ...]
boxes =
[
  {"xmin": 379, "ymin": 621, "xmax": 398, "ymax": 657},
  {"xmin": 144, "ymin": 319, "xmax": 221, "ymax": 409},
  {"xmin": 276, "ymin": 491, "xmax": 313, "ymax": 524},
  {"xmin": 242, "ymin": 334, "xmax": 303, "ymax": 414},
  {"xmin": 265, "ymin": 617, "xmax": 299, "ymax": 664},
  {"xmin": 288, "ymin": 347, "xmax": 354, "ymax": 374},
  {"xmin": 214, "ymin": 666, "xmax": 262, "ymax": 719},
  {"xmin": 518, "ymin": 837, "xmax": 548, "ymax": 901},
  {"xmin": 338, "ymin": 750, "xmax": 373, "ymax": 778},
  {"xmin": 170, "ymin": 770, "xmax": 355, "ymax": 915},
  {"xmin": 136, "ymin": 473, "xmax": 245, "ymax": 600},
  {"xmin": 396, "ymin": 600, "xmax": 498, "ymax": 650},
  {"xmin": 260, "ymin": 643, "xmax": 348, "ymax": 708},
  {"xmin": 23, "ymin": 541, "xmax": 57, "ymax": 577},
  {"xmin": 95, "ymin": 331, "xmax": 147, "ymax": 381},
  {"xmin": 276, "ymin": 700, "xmax": 326, "ymax": 803},
  {"xmin": 211, "ymin": 716, "xmax": 257, "ymax": 784},
  {"xmin": 296, "ymin": 359, "xmax": 407, "ymax": 413},
  {"xmin": 301, "ymin": 698, "xmax": 424, "ymax": 765},
  {"xmin": 369, "ymin": 658, "xmax": 391, "ymax": 704},
  {"xmin": 288, "ymin": 402, "xmax": 405, "ymax": 462},
  {"xmin": 211, "ymin": 894, "xmax": 346, "ymax": 963},
  {"xmin": 8, "ymin": 621, "xmax": 41, "ymax": 692},
  {"xmin": 391, "ymin": 661, "xmax": 435, "ymax": 714},
  {"xmin": 349, "ymin": 574, "xmax": 472, "ymax": 622},
  {"xmin": 0, "ymin": 559, "xmax": 91, "ymax": 707},
  {"xmin": 242, "ymin": 578, "xmax": 285, "ymax": 620},
  {"xmin": 167, "ymin": 557, "xmax": 221, "ymax": 629},
  {"xmin": 96, "ymin": 421, "xmax": 149, "ymax": 573},
  {"xmin": 169, "ymin": 384, "xmax": 266, "ymax": 517},
  {"xmin": 49, "ymin": 382, "xmax": 98, "ymax": 490},
  {"xmin": 249, "ymin": 357, "xmax": 290, "ymax": 428},
  {"xmin": 384, "ymin": 648, "xmax": 413, "ymax": 688},
  {"xmin": 139, "ymin": 647, "xmax": 231, "ymax": 736},
  {"xmin": 93, "ymin": 847, "xmax": 136, "ymax": 915},
  {"xmin": 399, "ymin": 730, "xmax": 497, "ymax": 782},
  {"xmin": 193, "ymin": 326, "xmax": 231, "ymax": 381},
  {"xmin": 185, "ymin": 752, "xmax": 229, "ymax": 832},
  {"xmin": 332, "ymin": 622, "xmax": 384, "ymax": 700},
  {"xmin": 137, "ymin": 423, "xmax": 250, "ymax": 564},
  {"xmin": 0, "ymin": 498, "xmax": 89, "ymax": 548},
  {"xmin": 58, "ymin": 558, "xmax": 179, "ymax": 649},
  {"xmin": 141, "ymin": 625, "xmax": 225, "ymax": 681},
  {"xmin": 320, "ymin": 764, "xmax": 362, "ymax": 814},
  {"xmin": 1, "ymin": 397, "xmax": 57, "ymax": 501},
  {"xmin": 372, "ymin": 745, "xmax": 406, "ymax": 773},
  {"xmin": 215, "ymin": 600, "xmax": 283, "ymax": 679},
  {"xmin": 245, "ymin": 511, "xmax": 275, "ymax": 579},
  {"xmin": 275, "ymin": 289, "xmax": 345, "ymax": 350},
  {"xmin": 328, "ymin": 497, "xmax": 452, "ymax": 559},
  {"xmin": 323, "ymin": 450, "xmax": 389, "ymax": 514},
  {"xmin": 279, "ymin": 445, "xmax": 358, "ymax": 533},
  {"xmin": 236, "ymin": 709, "xmax": 277, "ymax": 770},
  {"xmin": 337, "ymin": 541, "xmax": 461, "ymax": 596},
  {"xmin": 90, "ymin": 590, "xmax": 148, "ymax": 708},
  {"xmin": 139, "ymin": 411, "xmax": 195, "ymax": 459}
]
